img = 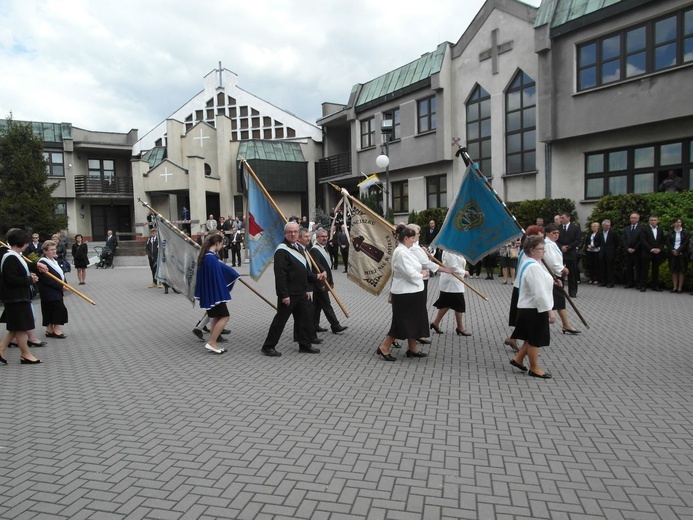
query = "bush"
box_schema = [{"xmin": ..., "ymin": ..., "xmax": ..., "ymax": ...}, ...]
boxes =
[{"xmin": 506, "ymin": 198, "xmax": 576, "ymax": 230}]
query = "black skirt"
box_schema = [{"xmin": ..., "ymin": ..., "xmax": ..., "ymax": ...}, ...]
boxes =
[
  {"xmin": 41, "ymin": 298, "xmax": 68, "ymax": 326},
  {"xmin": 511, "ymin": 308, "xmax": 550, "ymax": 347},
  {"xmin": 388, "ymin": 290, "xmax": 429, "ymax": 340},
  {"xmin": 0, "ymin": 302, "xmax": 35, "ymax": 332},
  {"xmin": 207, "ymin": 302, "xmax": 229, "ymax": 318},
  {"xmin": 433, "ymin": 291, "xmax": 466, "ymax": 313},
  {"xmin": 552, "ymin": 282, "xmax": 566, "ymax": 311},
  {"xmin": 508, "ymin": 287, "xmax": 519, "ymax": 326},
  {"xmin": 669, "ymin": 254, "xmax": 688, "ymax": 273}
]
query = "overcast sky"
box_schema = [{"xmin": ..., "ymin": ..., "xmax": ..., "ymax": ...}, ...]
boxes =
[{"xmin": 0, "ymin": 0, "xmax": 541, "ymax": 136}]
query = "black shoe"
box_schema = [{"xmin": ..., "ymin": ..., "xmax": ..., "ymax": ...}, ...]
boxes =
[
  {"xmin": 203, "ymin": 326, "xmax": 210, "ymax": 332},
  {"xmin": 430, "ymin": 323, "xmax": 442, "ymax": 334},
  {"xmin": 20, "ymin": 357, "xmax": 43, "ymax": 364},
  {"xmin": 28, "ymin": 341, "xmax": 47, "ymax": 347},
  {"xmin": 299, "ymin": 346, "xmax": 320, "ymax": 354},
  {"xmin": 315, "ymin": 326, "xmax": 328, "ymax": 332},
  {"xmin": 343, "ymin": 269, "xmax": 348, "ymax": 273},
  {"xmin": 220, "ymin": 328, "xmax": 231, "ymax": 335},
  {"xmin": 416, "ymin": 338, "xmax": 431, "ymax": 345},
  {"xmin": 375, "ymin": 347, "xmax": 396, "ymax": 361},
  {"xmin": 331, "ymin": 325, "xmax": 347, "ymax": 334},
  {"xmin": 510, "ymin": 359, "xmax": 527, "ymax": 372},
  {"xmin": 455, "ymin": 328, "xmax": 472, "ymax": 337},
  {"xmin": 569, "ymin": 292, "xmax": 577, "ymax": 298},
  {"xmin": 562, "ymin": 328, "xmax": 581, "ymax": 335},
  {"xmin": 217, "ymin": 335, "xmax": 228, "ymax": 343},
  {"xmin": 192, "ymin": 328, "xmax": 204, "ymax": 340},
  {"xmin": 528, "ymin": 370, "xmax": 552, "ymax": 379},
  {"xmin": 392, "ymin": 341, "xmax": 401, "ymax": 349},
  {"xmin": 310, "ymin": 337, "xmax": 323, "ymax": 344},
  {"xmin": 261, "ymin": 348, "xmax": 281, "ymax": 357},
  {"xmin": 405, "ymin": 350, "xmax": 428, "ymax": 358}
]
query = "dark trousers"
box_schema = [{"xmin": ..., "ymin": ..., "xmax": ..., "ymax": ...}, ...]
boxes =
[
  {"xmin": 639, "ymin": 254, "xmax": 663, "ymax": 289},
  {"xmin": 586, "ymin": 252, "xmax": 600, "ymax": 282},
  {"xmin": 148, "ymin": 258, "xmax": 157, "ymax": 284},
  {"xmin": 313, "ymin": 288, "xmax": 339, "ymax": 329},
  {"xmin": 330, "ymin": 250, "xmax": 339, "ymax": 269},
  {"xmin": 564, "ymin": 255, "xmax": 578, "ymax": 295},
  {"xmin": 624, "ymin": 251, "xmax": 640, "ymax": 286},
  {"xmin": 341, "ymin": 247, "xmax": 349, "ymax": 269},
  {"xmin": 230, "ymin": 245, "xmax": 241, "ymax": 266},
  {"xmin": 599, "ymin": 256, "xmax": 615, "ymax": 286},
  {"xmin": 263, "ymin": 294, "xmax": 313, "ymax": 349}
]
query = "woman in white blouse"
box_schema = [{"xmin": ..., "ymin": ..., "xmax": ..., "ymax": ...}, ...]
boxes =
[
  {"xmin": 544, "ymin": 223, "xmax": 579, "ymax": 335},
  {"xmin": 376, "ymin": 224, "xmax": 450, "ymax": 361},
  {"xmin": 430, "ymin": 250, "xmax": 471, "ymax": 336},
  {"xmin": 509, "ymin": 235, "xmax": 555, "ymax": 379}
]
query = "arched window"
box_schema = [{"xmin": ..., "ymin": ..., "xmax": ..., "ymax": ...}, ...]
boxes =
[
  {"xmin": 505, "ymin": 70, "xmax": 536, "ymax": 174},
  {"xmin": 204, "ymin": 163, "xmax": 212, "ymax": 177}
]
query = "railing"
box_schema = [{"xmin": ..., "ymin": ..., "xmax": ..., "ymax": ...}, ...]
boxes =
[
  {"xmin": 317, "ymin": 153, "xmax": 351, "ymax": 180},
  {"xmin": 74, "ymin": 176, "xmax": 133, "ymax": 195}
]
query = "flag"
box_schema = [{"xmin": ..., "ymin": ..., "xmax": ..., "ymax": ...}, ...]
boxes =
[
  {"xmin": 357, "ymin": 173, "xmax": 381, "ymax": 193},
  {"xmin": 344, "ymin": 195, "xmax": 396, "ymax": 296},
  {"xmin": 156, "ymin": 216, "xmax": 199, "ymax": 302},
  {"xmin": 245, "ymin": 163, "xmax": 286, "ymax": 281},
  {"xmin": 432, "ymin": 165, "xmax": 522, "ymax": 265}
]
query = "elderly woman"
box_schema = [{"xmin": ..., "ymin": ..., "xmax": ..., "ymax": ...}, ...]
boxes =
[
  {"xmin": 509, "ymin": 235, "xmax": 555, "ymax": 379},
  {"xmin": 38, "ymin": 240, "xmax": 69, "ymax": 339},
  {"xmin": 0, "ymin": 229, "xmax": 44, "ymax": 364},
  {"xmin": 376, "ymin": 224, "xmax": 450, "ymax": 361},
  {"xmin": 429, "ymin": 250, "xmax": 471, "ymax": 336},
  {"xmin": 544, "ymin": 223, "xmax": 580, "ymax": 335},
  {"xmin": 405, "ymin": 223, "xmax": 441, "ymax": 344}
]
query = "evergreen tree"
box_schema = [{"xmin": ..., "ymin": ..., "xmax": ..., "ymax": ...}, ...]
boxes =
[{"xmin": 0, "ymin": 117, "xmax": 68, "ymax": 238}]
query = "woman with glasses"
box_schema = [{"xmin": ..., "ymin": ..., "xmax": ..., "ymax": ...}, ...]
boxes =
[
  {"xmin": 37, "ymin": 240, "xmax": 69, "ymax": 339},
  {"xmin": 509, "ymin": 235, "xmax": 555, "ymax": 379}
]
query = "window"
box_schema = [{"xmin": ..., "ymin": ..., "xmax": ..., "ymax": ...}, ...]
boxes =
[
  {"xmin": 43, "ymin": 151, "xmax": 64, "ymax": 176},
  {"xmin": 392, "ymin": 181, "xmax": 408, "ymax": 213},
  {"xmin": 466, "ymin": 85, "xmax": 492, "ymax": 177},
  {"xmin": 577, "ymin": 6, "xmax": 693, "ymax": 91},
  {"xmin": 54, "ymin": 201, "xmax": 67, "ymax": 216},
  {"xmin": 360, "ymin": 118, "xmax": 375, "ymax": 148},
  {"xmin": 417, "ymin": 96, "xmax": 436, "ymax": 133},
  {"xmin": 88, "ymin": 159, "xmax": 115, "ymax": 183},
  {"xmin": 505, "ymin": 71, "xmax": 536, "ymax": 174},
  {"xmin": 383, "ymin": 108, "xmax": 400, "ymax": 141},
  {"xmin": 584, "ymin": 138, "xmax": 693, "ymax": 198},
  {"xmin": 204, "ymin": 163, "xmax": 212, "ymax": 177},
  {"xmin": 426, "ymin": 175, "xmax": 447, "ymax": 209}
]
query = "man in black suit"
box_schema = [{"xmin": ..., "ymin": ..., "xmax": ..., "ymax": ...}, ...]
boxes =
[
  {"xmin": 105, "ymin": 230, "xmax": 118, "ymax": 254},
  {"xmin": 622, "ymin": 213, "xmax": 642, "ymax": 288},
  {"xmin": 261, "ymin": 222, "xmax": 327, "ymax": 357},
  {"xmin": 594, "ymin": 219, "xmax": 617, "ymax": 287},
  {"xmin": 26, "ymin": 233, "xmax": 43, "ymax": 256},
  {"xmin": 337, "ymin": 224, "xmax": 349, "ymax": 273},
  {"xmin": 638, "ymin": 215, "xmax": 666, "ymax": 292},
  {"xmin": 145, "ymin": 228, "xmax": 160, "ymax": 288},
  {"xmin": 311, "ymin": 229, "xmax": 347, "ymax": 335},
  {"xmin": 557, "ymin": 212, "xmax": 582, "ymax": 297},
  {"xmin": 229, "ymin": 227, "xmax": 243, "ymax": 267}
]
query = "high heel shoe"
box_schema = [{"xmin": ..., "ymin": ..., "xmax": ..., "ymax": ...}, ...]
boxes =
[
  {"xmin": 405, "ymin": 350, "xmax": 428, "ymax": 358},
  {"xmin": 375, "ymin": 347, "xmax": 396, "ymax": 361},
  {"xmin": 0, "ymin": 353, "xmax": 7, "ymax": 365},
  {"xmin": 392, "ymin": 341, "xmax": 401, "ymax": 349},
  {"xmin": 562, "ymin": 328, "xmax": 581, "ymax": 335},
  {"xmin": 430, "ymin": 323, "xmax": 442, "ymax": 334},
  {"xmin": 20, "ymin": 357, "xmax": 43, "ymax": 364},
  {"xmin": 416, "ymin": 338, "xmax": 431, "ymax": 345},
  {"xmin": 455, "ymin": 328, "xmax": 472, "ymax": 337}
]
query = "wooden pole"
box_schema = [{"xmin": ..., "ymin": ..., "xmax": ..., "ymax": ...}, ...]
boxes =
[
  {"xmin": 0, "ymin": 240, "xmax": 96, "ymax": 306},
  {"xmin": 242, "ymin": 161, "xmax": 349, "ymax": 318},
  {"xmin": 137, "ymin": 199, "xmax": 277, "ymax": 310}
]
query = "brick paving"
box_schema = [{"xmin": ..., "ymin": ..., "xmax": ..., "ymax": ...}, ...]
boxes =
[{"xmin": 1, "ymin": 262, "xmax": 692, "ymax": 519}]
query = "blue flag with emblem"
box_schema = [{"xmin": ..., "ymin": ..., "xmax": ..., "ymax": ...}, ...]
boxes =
[
  {"xmin": 245, "ymin": 163, "xmax": 286, "ymax": 281},
  {"xmin": 431, "ymin": 165, "xmax": 522, "ymax": 265}
]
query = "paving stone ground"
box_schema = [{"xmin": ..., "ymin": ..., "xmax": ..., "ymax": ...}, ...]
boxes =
[{"xmin": 1, "ymin": 261, "xmax": 692, "ymax": 519}]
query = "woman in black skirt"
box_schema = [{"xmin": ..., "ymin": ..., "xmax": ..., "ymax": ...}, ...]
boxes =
[
  {"xmin": 38, "ymin": 240, "xmax": 69, "ymax": 339},
  {"xmin": 667, "ymin": 217, "xmax": 689, "ymax": 293},
  {"xmin": 0, "ymin": 229, "xmax": 43, "ymax": 364},
  {"xmin": 72, "ymin": 234, "xmax": 88, "ymax": 285},
  {"xmin": 376, "ymin": 225, "xmax": 451, "ymax": 361},
  {"xmin": 509, "ymin": 235, "xmax": 555, "ymax": 379},
  {"xmin": 430, "ymin": 250, "xmax": 471, "ymax": 336}
]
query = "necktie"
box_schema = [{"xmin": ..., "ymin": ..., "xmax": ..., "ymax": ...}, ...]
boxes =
[{"xmin": 632, "ymin": 225, "xmax": 635, "ymax": 232}]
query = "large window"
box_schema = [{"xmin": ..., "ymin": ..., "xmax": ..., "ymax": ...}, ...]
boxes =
[
  {"xmin": 43, "ymin": 152, "xmax": 64, "ymax": 177},
  {"xmin": 466, "ymin": 85, "xmax": 492, "ymax": 177},
  {"xmin": 88, "ymin": 159, "xmax": 115, "ymax": 183},
  {"xmin": 584, "ymin": 138, "xmax": 692, "ymax": 198},
  {"xmin": 505, "ymin": 70, "xmax": 536, "ymax": 175},
  {"xmin": 426, "ymin": 175, "xmax": 447, "ymax": 209},
  {"xmin": 383, "ymin": 108, "xmax": 400, "ymax": 141},
  {"xmin": 578, "ymin": 6, "xmax": 693, "ymax": 91},
  {"xmin": 417, "ymin": 96, "xmax": 436, "ymax": 134},
  {"xmin": 360, "ymin": 118, "xmax": 375, "ymax": 149},
  {"xmin": 392, "ymin": 181, "xmax": 408, "ymax": 213}
]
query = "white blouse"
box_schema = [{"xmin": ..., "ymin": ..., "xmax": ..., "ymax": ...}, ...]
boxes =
[
  {"xmin": 516, "ymin": 260, "xmax": 554, "ymax": 313},
  {"xmin": 390, "ymin": 243, "xmax": 424, "ymax": 294},
  {"xmin": 410, "ymin": 242, "xmax": 439, "ymax": 279},
  {"xmin": 439, "ymin": 250, "xmax": 467, "ymax": 293},
  {"xmin": 543, "ymin": 238, "xmax": 564, "ymax": 277}
]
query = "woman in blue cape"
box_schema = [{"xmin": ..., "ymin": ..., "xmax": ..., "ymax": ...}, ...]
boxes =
[{"xmin": 195, "ymin": 234, "xmax": 239, "ymax": 354}]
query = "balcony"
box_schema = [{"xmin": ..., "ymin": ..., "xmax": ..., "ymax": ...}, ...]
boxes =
[
  {"xmin": 317, "ymin": 152, "xmax": 351, "ymax": 181},
  {"xmin": 74, "ymin": 176, "xmax": 133, "ymax": 197}
]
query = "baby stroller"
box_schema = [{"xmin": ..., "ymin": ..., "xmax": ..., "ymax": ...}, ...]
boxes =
[{"xmin": 94, "ymin": 245, "xmax": 114, "ymax": 268}]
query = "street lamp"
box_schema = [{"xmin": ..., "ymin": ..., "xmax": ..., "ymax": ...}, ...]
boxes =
[{"xmin": 377, "ymin": 119, "xmax": 393, "ymax": 219}]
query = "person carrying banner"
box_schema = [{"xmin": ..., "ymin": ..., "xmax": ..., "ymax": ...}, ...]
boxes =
[
  {"xmin": 376, "ymin": 224, "xmax": 450, "ymax": 361},
  {"xmin": 429, "ymin": 250, "xmax": 471, "ymax": 336},
  {"xmin": 544, "ymin": 223, "xmax": 580, "ymax": 334},
  {"xmin": 509, "ymin": 235, "xmax": 556, "ymax": 379},
  {"xmin": 261, "ymin": 222, "xmax": 327, "ymax": 357},
  {"xmin": 311, "ymin": 228, "xmax": 348, "ymax": 334}
]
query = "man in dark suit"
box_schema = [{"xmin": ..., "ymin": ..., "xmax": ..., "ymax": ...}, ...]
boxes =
[
  {"xmin": 26, "ymin": 233, "xmax": 43, "ymax": 256},
  {"xmin": 622, "ymin": 212, "xmax": 642, "ymax": 288},
  {"xmin": 557, "ymin": 212, "xmax": 582, "ymax": 297},
  {"xmin": 105, "ymin": 230, "xmax": 118, "ymax": 254},
  {"xmin": 229, "ymin": 227, "xmax": 243, "ymax": 267},
  {"xmin": 337, "ymin": 224, "xmax": 349, "ymax": 273},
  {"xmin": 594, "ymin": 219, "xmax": 617, "ymax": 287},
  {"xmin": 638, "ymin": 215, "xmax": 666, "ymax": 292},
  {"xmin": 311, "ymin": 229, "xmax": 347, "ymax": 335},
  {"xmin": 261, "ymin": 222, "xmax": 327, "ymax": 357},
  {"xmin": 145, "ymin": 228, "xmax": 160, "ymax": 288}
]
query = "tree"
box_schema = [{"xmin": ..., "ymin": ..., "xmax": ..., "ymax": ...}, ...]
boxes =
[{"xmin": 0, "ymin": 117, "xmax": 68, "ymax": 238}]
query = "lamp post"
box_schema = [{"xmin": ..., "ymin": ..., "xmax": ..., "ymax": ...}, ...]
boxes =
[{"xmin": 376, "ymin": 119, "xmax": 393, "ymax": 219}]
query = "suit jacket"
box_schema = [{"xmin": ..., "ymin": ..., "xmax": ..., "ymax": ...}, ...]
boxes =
[
  {"xmin": 594, "ymin": 229, "xmax": 617, "ymax": 259},
  {"xmin": 145, "ymin": 237, "xmax": 159, "ymax": 261},
  {"xmin": 667, "ymin": 228, "xmax": 690, "ymax": 256},
  {"xmin": 639, "ymin": 225, "xmax": 666, "ymax": 258},
  {"xmin": 622, "ymin": 224, "xmax": 641, "ymax": 251},
  {"xmin": 424, "ymin": 226, "xmax": 439, "ymax": 246},
  {"xmin": 0, "ymin": 253, "xmax": 34, "ymax": 304},
  {"xmin": 26, "ymin": 241, "xmax": 43, "ymax": 256},
  {"xmin": 310, "ymin": 244, "xmax": 334, "ymax": 288},
  {"xmin": 557, "ymin": 223, "xmax": 582, "ymax": 259},
  {"xmin": 230, "ymin": 232, "xmax": 243, "ymax": 248},
  {"xmin": 106, "ymin": 234, "xmax": 118, "ymax": 251},
  {"xmin": 273, "ymin": 239, "xmax": 318, "ymax": 298}
]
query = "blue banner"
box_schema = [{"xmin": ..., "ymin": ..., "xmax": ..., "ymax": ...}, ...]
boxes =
[
  {"xmin": 431, "ymin": 165, "xmax": 522, "ymax": 265},
  {"xmin": 245, "ymin": 165, "xmax": 286, "ymax": 281}
]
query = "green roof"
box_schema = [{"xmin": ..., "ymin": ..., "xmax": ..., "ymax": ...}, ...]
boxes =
[
  {"xmin": 535, "ymin": 0, "xmax": 636, "ymax": 29},
  {"xmin": 0, "ymin": 120, "xmax": 72, "ymax": 142},
  {"xmin": 355, "ymin": 42, "xmax": 447, "ymax": 109},
  {"xmin": 238, "ymin": 140, "xmax": 306, "ymax": 162},
  {"xmin": 141, "ymin": 146, "xmax": 167, "ymax": 169}
]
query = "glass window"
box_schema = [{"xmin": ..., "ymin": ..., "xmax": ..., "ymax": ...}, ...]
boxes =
[
  {"xmin": 608, "ymin": 151, "xmax": 627, "ymax": 171},
  {"xmin": 626, "ymin": 52, "xmax": 647, "ymax": 77},
  {"xmin": 579, "ymin": 43, "xmax": 597, "ymax": 66},
  {"xmin": 505, "ymin": 70, "xmax": 536, "ymax": 175},
  {"xmin": 360, "ymin": 118, "xmax": 375, "ymax": 149},
  {"xmin": 426, "ymin": 175, "xmax": 447, "ymax": 209},
  {"xmin": 466, "ymin": 85, "xmax": 492, "ymax": 177},
  {"xmin": 54, "ymin": 201, "xmax": 67, "ymax": 216},
  {"xmin": 418, "ymin": 96, "xmax": 436, "ymax": 133},
  {"xmin": 660, "ymin": 143, "xmax": 682, "ymax": 165},
  {"xmin": 586, "ymin": 177, "xmax": 604, "ymax": 198},
  {"xmin": 626, "ymin": 27, "xmax": 646, "ymax": 53},
  {"xmin": 88, "ymin": 158, "xmax": 115, "ymax": 181},
  {"xmin": 634, "ymin": 147, "xmax": 654, "ymax": 168},
  {"xmin": 579, "ymin": 67, "xmax": 597, "ymax": 90},
  {"xmin": 392, "ymin": 181, "xmax": 408, "ymax": 213},
  {"xmin": 655, "ymin": 16, "xmax": 677, "ymax": 44},
  {"xmin": 383, "ymin": 109, "xmax": 401, "ymax": 141},
  {"xmin": 602, "ymin": 34, "xmax": 621, "ymax": 60},
  {"xmin": 43, "ymin": 151, "xmax": 65, "ymax": 176},
  {"xmin": 608, "ymin": 175, "xmax": 627, "ymax": 195},
  {"xmin": 633, "ymin": 172, "xmax": 654, "ymax": 193},
  {"xmin": 586, "ymin": 154, "xmax": 604, "ymax": 174}
]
